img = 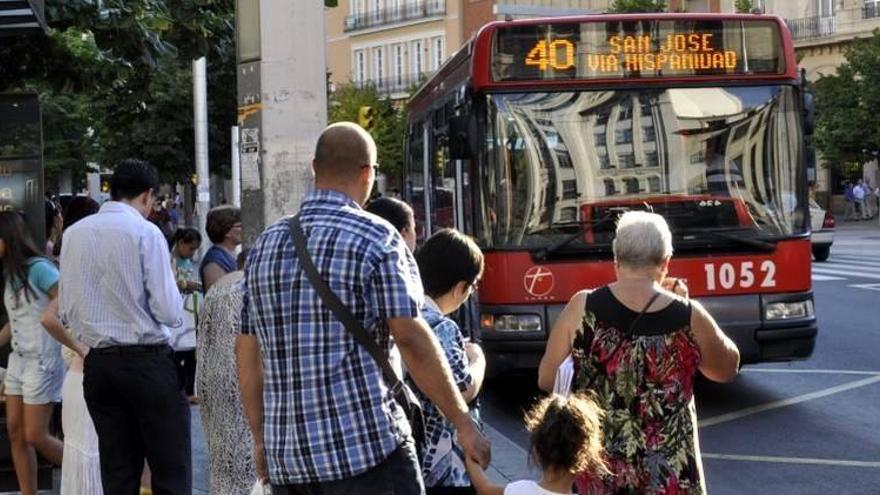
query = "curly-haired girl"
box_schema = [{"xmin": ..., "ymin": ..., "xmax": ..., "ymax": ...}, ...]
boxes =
[{"xmin": 466, "ymin": 394, "xmax": 608, "ymax": 495}]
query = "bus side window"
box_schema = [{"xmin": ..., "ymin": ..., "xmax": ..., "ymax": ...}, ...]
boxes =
[
  {"xmin": 430, "ymin": 102, "xmax": 457, "ymax": 232},
  {"xmin": 406, "ymin": 122, "xmax": 428, "ymax": 243}
]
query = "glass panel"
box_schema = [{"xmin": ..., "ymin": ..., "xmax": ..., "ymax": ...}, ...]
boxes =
[{"xmin": 478, "ymin": 86, "xmax": 805, "ymax": 251}]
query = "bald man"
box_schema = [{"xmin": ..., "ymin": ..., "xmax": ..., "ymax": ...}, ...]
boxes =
[{"xmin": 237, "ymin": 122, "xmax": 490, "ymax": 494}]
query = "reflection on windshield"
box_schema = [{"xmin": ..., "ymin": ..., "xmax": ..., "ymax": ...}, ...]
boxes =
[{"xmin": 479, "ymin": 87, "xmax": 805, "ymax": 250}]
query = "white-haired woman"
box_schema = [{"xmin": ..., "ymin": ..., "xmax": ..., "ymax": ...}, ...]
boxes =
[{"xmin": 538, "ymin": 211, "xmax": 740, "ymax": 495}]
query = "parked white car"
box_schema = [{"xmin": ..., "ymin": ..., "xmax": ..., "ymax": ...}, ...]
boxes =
[{"xmin": 809, "ymin": 198, "xmax": 835, "ymax": 262}]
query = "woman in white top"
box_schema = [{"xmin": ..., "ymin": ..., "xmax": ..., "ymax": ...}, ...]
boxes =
[{"xmin": 466, "ymin": 394, "xmax": 607, "ymax": 495}]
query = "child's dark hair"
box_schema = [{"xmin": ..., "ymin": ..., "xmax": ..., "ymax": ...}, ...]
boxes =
[
  {"xmin": 170, "ymin": 228, "xmax": 202, "ymax": 249},
  {"xmin": 365, "ymin": 196, "xmax": 414, "ymax": 233},
  {"xmin": 415, "ymin": 228, "xmax": 483, "ymax": 299},
  {"xmin": 525, "ymin": 394, "xmax": 609, "ymax": 476}
]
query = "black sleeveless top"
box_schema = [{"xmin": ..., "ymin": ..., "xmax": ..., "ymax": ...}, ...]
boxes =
[{"xmin": 584, "ymin": 286, "xmax": 692, "ymax": 338}]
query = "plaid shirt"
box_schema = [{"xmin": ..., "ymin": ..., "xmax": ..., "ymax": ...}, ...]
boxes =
[{"xmin": 241, "ymin": 189, "xmax": 424, "ymax": 484}]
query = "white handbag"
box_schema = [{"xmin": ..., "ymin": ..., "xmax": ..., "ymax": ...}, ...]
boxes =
[
  {"xmin": 250, "ymin": 481, "xmax": 271, "ymax": 495},
  {"xmin": 552, "ymin": 355, "xmax": 574, "ymax": 397}
]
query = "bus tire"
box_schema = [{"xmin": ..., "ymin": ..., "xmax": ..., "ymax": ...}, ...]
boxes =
[{"xmin": 812, "ymin": 245, "xmax": 830, "ymax": 262}]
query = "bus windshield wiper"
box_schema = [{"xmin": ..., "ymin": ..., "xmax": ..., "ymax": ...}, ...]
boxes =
[
  {"xmin": 533, "ymin": 214, "xmax": 616, "ymax": 261},
  {"xmin": 676, "ymin": 228, "xmax": 778, "ymax": 251}
]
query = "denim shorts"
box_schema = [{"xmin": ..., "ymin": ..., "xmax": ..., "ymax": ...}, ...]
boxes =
[{"xmin": 4, "ymin": 352, "xmax": 65, "ymax": 405}]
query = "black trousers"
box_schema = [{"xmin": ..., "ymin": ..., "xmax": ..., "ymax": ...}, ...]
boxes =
[
  {"xmin": 173, "ymin": 349, "xmax": 197, "ymax": 396},
  {"xmin": 83, "ymin": 345, "xmax": 192, "ymax": 495}
]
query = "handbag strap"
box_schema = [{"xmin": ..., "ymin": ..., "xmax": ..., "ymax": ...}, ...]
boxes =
[
  {"xmin": 625, "ymin": 291, "xmax": 663, "ymax": 337},
  {"xmin": 287, "ymin": 215, "xmax": 406, "ymax": 396}
]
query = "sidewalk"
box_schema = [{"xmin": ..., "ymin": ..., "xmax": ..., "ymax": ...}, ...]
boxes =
[{"xmin": 191, "ymin": 406, "xmax": 536, "ymax": 494}]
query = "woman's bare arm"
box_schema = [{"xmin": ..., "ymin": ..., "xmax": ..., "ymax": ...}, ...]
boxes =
[{"xmin": 537, "ymin": 290, "xmax": 588, "ymax": 393}]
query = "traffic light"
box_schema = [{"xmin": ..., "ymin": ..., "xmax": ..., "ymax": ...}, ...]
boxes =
[{"xmin": 358, "ymin": 106, "xmax": 375, "ymax": 131}]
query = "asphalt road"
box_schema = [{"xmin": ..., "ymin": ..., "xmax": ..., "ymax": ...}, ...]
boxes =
[{"xmin": 480, "ymin": 223, "xmax": 880, "ymax": 494}]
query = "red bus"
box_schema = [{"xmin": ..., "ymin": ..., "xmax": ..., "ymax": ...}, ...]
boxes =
[{"xmin": 404, "ymin": 13, "xmax": 816, "ymax": 375}]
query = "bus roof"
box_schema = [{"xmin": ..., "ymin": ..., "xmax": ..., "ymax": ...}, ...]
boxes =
[{"xmin": 408, "ymin": 13, "xmax": 797, "ymax": 115}]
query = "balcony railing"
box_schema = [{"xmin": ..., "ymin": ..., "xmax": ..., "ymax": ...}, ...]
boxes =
[
  {"xmin": 345, "ymin": 1, "xmax": 445, "ymax": 32},
  {"xmin": 785, "ymin": 15, "xmax": 837, "ymax": 40},
  {"xmin": 354, "ymin": 73, "xmax": 426, "ymax": 96}
]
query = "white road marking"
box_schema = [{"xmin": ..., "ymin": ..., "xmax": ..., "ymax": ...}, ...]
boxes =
[
  {"xmin": 702, "ymin": 453, "xmax": 880, "ymax": 468},
  {"xmin": 811, "ymin": 267, "xmax": 880, "ymax": 280},
  {"xmin": 742, "ymin": 368, "xmax": 880, "ymax": 376},
  {"xmin": 811, "ymin": 274, "xmax": 846, "ymax": 281},
  {"xmin": 698, "ymin": 375, "xmax": 880, "ymax": 428},
  {"xmin": 848, "ymin": 283, "xmax": 880, "ymax": 291}
]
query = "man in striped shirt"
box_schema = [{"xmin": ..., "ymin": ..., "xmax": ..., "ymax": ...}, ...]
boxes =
[
  {"xmin": 59, "ymin": 159, "xmax": 189, "ymax": 493},
  {"xmin": 237, "ymin": 122, "xmax": 490, "ymax": 494}
]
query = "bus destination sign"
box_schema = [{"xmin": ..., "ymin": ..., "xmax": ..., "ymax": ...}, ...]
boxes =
[{"xmin": 492, "ymin": 20, "xmax": 785, "ymax": 82}]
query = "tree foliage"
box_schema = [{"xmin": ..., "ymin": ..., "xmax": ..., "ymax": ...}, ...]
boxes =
[
  {"xmin": 0, "ymin": 0, "xmax": 237, "ymax": 187},
  {"xmin": 608, "ymin": 0, "xmax": 666, "ymax": 13},
  {"xmin": 328, "ymin": 84, "xmax": 406, "ymax": 181},
  {"xmin": 813, "ymin": 31, "xmax": 880, "ymax": 170},
  {"xmin": 735, "ymin": 0, "xmax": 754, "ymax": 13}
]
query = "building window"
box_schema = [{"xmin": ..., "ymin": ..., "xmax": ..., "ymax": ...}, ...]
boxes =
[
  {"xmin": 556, "ymin": 150, "xmax": 573, "ymax": 169},
  {"xmin": 604, "ymin": 178, "xmax": 617, "ymax": 196},
  {"xmin": 624, "ymin": 178, "xmax": 640, "ymax": 194},
  {"xmin": 618, "ymin": 100, "xmax": 633, "ymax": 121},
  {"xmin": 374, "ymin": 47, "xmax": 384, "ymax": 84},
  {"xmin": 562, "ymin": 179, "xmax": 578, "ymax": 199},
  {"xmin": 393, "ymin": 44, "xmax": 404, "ymax": 87},
  {"xmin": 620, "ymin": 153, "xmax": 635, "ymax": 168},
  {"xmin": 559, "ymin": 206, "xmax": 577, "ymax": 223},
  {"xmin": 616, "ymin": 128, "xmax": 633, "ymax": 144},
  {"xmin": 817, "ymin": 0, "xmax": 834, "ymax": 17},
  {"xmin": 645, "ymin": 151, "xmax": 659, "ymax": 168},
  {"xmin": 353, "ymin": 50, "xmax": 366, "ymax": 84},
  {"xmin": 411, "ymin": 40, "xmax": 424, "ymax": 75},
  {"xmin": 431, "ymin": 36, "xmax": 444, "ymax": 70},
  {"xmin": 690, "ymin": 150, "xmax": 706, "ymax": 164},
  {"xmin": 641, "ymin": 126, "xmax": 656, "ymax": 142},
  {"xmin": 648, "ymin": 176, "xmax": 661, "ymax": 193},
  {"xmin": 598, "ymin": 153, "xmax": 611, "ymax": 169},
  {"xmin": 866, "ymin": 0, "xmax": 880, "ymax": 18},
  {"xmin": 596, "ymin": 111, "xmax": 610, "ymax": 125},
  {"xmin": 638, "ymin": 96, "xmax": 652, "ymax": 116},
  {"xmin": 594, "ymin": 132, "xmax": 607, "ymax": 145}
]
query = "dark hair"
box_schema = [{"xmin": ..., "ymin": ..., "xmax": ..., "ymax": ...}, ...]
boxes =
[
  {"xmin": 53, "ymin": 196, "xmax": 101, "ymax": 257},
  {"xmin": 63, "ymin": 196, "xmax": 100, "ymax": 231},
  {"xmin": 366, "ymin": 197, "xmax": 414, "ymax": 233},
  {"xmin": 206, "ymin": 206, "xmax": 241, "ymax": 244},
  {"xmin": 0, "ymin": 211, "xmax": 51, "ymax": 303},
  {"xmin": 110, "ymin": 159, "xmax": 160, "ymax": 201},
  {"xmin": 45, "ymin": 199, "xmax": 61, "ymax": 239},
  {"xmin": 525, "ymin": 394, "xmax": 609, "ymax": 476},
  {"xmin": 170, "ymin": 227, "xmax": 202, "ymax": 249},
  {"xmin": 415, "ymin": 228, "xmax": 483, "ymax": 299},
  {"xmin": 236, "ymin": 248, "xmax": 250, "ymax": 270}
]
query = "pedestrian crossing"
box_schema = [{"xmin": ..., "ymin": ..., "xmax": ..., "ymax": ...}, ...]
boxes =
[{"xmin": 812, "ymin": 254, "xmax": 880, "ymax": 284}]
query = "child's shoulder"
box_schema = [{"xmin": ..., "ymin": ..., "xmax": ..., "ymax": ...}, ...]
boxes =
[{"xmin": 504, "ymin": 480, "xmax": 571, "ymax": 495}]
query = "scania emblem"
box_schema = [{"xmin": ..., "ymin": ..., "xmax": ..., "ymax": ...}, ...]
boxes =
[{"xmin": 524, "ymin": 266, "xmax": 555, "ymax": 297}]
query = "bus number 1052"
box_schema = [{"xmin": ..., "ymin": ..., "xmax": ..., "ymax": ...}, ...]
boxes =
[{"xmin": 704, "ymin": 261, "xmax": 777, "ymax": 291}]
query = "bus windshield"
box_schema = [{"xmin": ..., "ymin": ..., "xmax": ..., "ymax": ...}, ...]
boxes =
[{"xmin": 478, "ymin": 85, "xmax": 806, "ymax": 253}]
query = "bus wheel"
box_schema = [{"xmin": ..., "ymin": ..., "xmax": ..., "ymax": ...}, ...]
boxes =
[{"xmin": 812, "ymin": 246, "xmax": 830, "ymax": 262}]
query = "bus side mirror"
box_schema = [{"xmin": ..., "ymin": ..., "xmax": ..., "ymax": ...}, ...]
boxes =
[{"xmin": 449, "ymin": 114, "xmax": 475, "ymax": 160}]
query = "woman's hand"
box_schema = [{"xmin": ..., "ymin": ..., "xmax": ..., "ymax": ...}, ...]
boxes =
[{"xmin": 662, "ymin": 277, "xmax": 689, "ymax": 298}]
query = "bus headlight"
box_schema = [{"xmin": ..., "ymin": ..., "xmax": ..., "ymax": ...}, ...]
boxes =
[
  {"xmin": 764, "ymin": 300, "xmax": 814, "ymax": 321},
  {"xmin": 480, "ymin": 314, "xmax": 543, "ymax": 333}
]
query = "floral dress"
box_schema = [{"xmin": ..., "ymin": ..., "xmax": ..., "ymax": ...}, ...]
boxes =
[{"xmin": 572, "ymin": 287, "xmax": 704, "ymax": 495}]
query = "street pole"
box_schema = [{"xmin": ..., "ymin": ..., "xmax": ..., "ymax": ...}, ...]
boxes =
[
  {"xmin": 235, "ymin": 0, "xmax": 327, "ymax": 245},
  {"xmin": 231, "ymin": 126, "xmax": 241, "ymax": 208},
  {"xmin": 193, "ymin": 57, "xmax": 211, "ymax": 246}
]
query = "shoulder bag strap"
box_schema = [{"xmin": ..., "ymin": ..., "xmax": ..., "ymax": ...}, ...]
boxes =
[
  {"xmin": 287, "ymin": 215, "xmax": 406, "ymax": 396},
  {"xmin": 626, "ymin": 291, "xmax": 663, "ymax": 337}
]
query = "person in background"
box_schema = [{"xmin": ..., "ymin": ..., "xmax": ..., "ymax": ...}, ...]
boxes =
[
  {"xmin": 843, "ymin": 181, "xmax": 855, "ymax": 221},
  {"xmin": 465, "ymin": 394, "xmax": 608, "ymax": 495},
  {"xmin": 147, "ymin": 196, "xmax": 173, "ymax": 239},
  {"xmin": 0, "ymin": 212, "xmax": 80, "ymax": 495},
  {"xmin": 52, "ymin": 197, "xmax": 101, "ymax": 259},
  {"xmin": 40, "ymin": 199, "xmax": 103, "ymax": 494},
  {"xmin": 170, "ymin": 227, "xmax": 203, "ymax": 403},
  {"xmin": 197, "ymin": 250, "xmax": 255, "ymax": 495},
  {"xmin": 538, "ymin": 211, "xmax": 739, "ymax": 494},
  {"xmin": 200, "ymin": 206, "xmax": 241, "ymax": 292},
  {"xmin": 412, "ymin": 228, "xmax": 488, "ymax": 493},
  {"xmin": 366, "ymin": 196, "xmax": 417, "ymax": 252},
  {"xmin": 45, "ymin": 199, "xmax": 63, "ymax": 258},
  {"xmin": 854, "ymin": 179, "xmax": 869, "ymax": 220},
  {"xmin": 59, "ymin": 159, "xmax": 188, "ymax": 494}
]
